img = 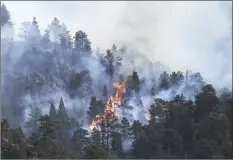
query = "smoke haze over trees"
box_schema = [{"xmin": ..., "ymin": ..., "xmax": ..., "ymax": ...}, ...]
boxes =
[{"xmin": 1, "ymin": 2, "xmax": 232, "ymax": 159}]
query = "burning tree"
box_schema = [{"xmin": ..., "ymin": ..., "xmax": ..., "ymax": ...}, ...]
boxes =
[{"xmin": 90, "ymin": 80, "xmax": 126, "ymax": 131}]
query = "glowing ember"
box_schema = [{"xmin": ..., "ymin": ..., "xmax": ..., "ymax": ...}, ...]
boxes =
[
  {"xmin": 145, "ymin": 113, "xmax": 151, "ymax": 121},
  {"xmin": 90, "ymin": 80, "xmax": 126, "ymax": 131}
]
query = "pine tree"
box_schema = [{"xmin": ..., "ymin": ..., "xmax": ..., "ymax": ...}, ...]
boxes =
[
  {"xmin": 148, "ymin": 102, "xmax": 164, "ymax": 124},
  {"xmin": 132, "ymin": 125, "xmax": 163, "ymax": 158},
  {"xmin": 49, "ymin": 102, "xmax": 57, "ymax": 119},
  {"xmin": 1, "ymin": 3, "xmax": 12, "ymax": 26},
  {"xmin": 104, "ymin": 49, "xmax": 115, "ymax": 79},
  {"xmin": 102, "ymin": 85, "xmax": 108, "ymax": 102},
  {"xmin": 111, "ymin": 131, "xmax": 123, "ymax": 157},
  {"xmin": 47, "ymin": 17, "xmax": 62, "ymax": 46},
  {"xmin": 31, "ymin": 17, "xmax": 40, "ymax": 37},
  {"xmin": 29, "ymin": 115, "xmax": 66, "ymax": 158},
  {"xmin": 169, "ymin": 71, "xmax": 184, "ymax": 86},
  {"xmin": 71, "ymin": 127, "xmax": 89, "ymax": 157},
  {"xmin": 195, "ymin": 84, "xmax": 220, "ymax": 122},
  {"xmin": 57, "ymin": 97, "xmax": 70, "ymax": 145},
  {"xmin": 87, "ymin": 97, "xmax": 105, "ymax": 124},
  {"xmin": 40, "ymin": 29, "xmax": 51, "ymax": 49},
  {"xmin": 159, "ymin": 71, "xmax": 170, "ymax": 90},
  {"xmin": 25, "ymin": 106, "xmax": 42, "ymax": 133},
  {"xmin": 91, "ymin": 129, "xmax": 101, "ymax": 146},
  {"xmin": 59, "ymin": 23, "xmax": 72, "ymax": 51},
  {"xmin": 104, "ymin": 46, "xmax": 122, "ymax": 80},
  {"xmin": 58, "ymin": 97, "xmax": 69, "ymax": 125},
  {"xmin": 127, "ymin": 71, "xmax": 140, "ymax": 93},
  {"xmin": 151, "ymin": 87, "xmax": 156, "ymax": 96},
  {"xmin": 121, "ymin": 117, "xmax": 130, "ymax": 138},
  {"xmin": 1, "ymin": 125, "xmax": 27, "ymax": 159},
  {"xmin": 132, "ymin": 71, "xmax": 140, "ymax": 93},
  {"xmin": 130, "ymin": 120, "xmax": 142, "ymax": 143},
  {"xmin": 74, "ymin": 30, "xmax": 91, "ymax": 54},
  {"xmin": 83, "ymin": 144, "xmax": 108, "ymax": 159}
]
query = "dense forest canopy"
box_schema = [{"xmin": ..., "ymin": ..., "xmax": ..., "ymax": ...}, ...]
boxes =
[{"xmin": 1, "ymin": 3, "xmax": 232, "ymax": 159}]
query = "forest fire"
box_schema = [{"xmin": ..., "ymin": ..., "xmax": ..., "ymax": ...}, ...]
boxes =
[
  {"xmin": 145, "ymin": 113, "xmax": 151, "ymax": 121},
  {"xmin": 90, "ymin": 80, "xmax": 126, "ymax": 131}
]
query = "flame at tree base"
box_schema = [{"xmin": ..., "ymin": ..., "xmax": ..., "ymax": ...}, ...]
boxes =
[
  {"xmin": 145, "ymin": 113, "xmax": 151, "ymax": 121},
  {"xmin": 90, "ymin": 80, "xmax": 126, "ymax": 132}
]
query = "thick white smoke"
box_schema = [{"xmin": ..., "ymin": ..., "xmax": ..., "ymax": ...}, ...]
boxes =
[
  {"xmin": 113, "ymin": 1, "xmax": 232, "ymax": 89},
  {"xmin": 1, "ymin": 1, "xmax": 232, "ymax": 132}
]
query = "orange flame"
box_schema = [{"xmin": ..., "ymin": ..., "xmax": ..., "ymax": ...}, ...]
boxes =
[
  {"xmin": 90, "ymin": 80, "xmax": 126, "ymax": 131},
  {"xmin": 145, "ymin": 113, "xmax": 151, "ymax": 121}
]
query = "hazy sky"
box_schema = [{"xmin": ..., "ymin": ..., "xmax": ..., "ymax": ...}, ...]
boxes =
[
  {"xmin": 2, "ymin": 1, "xmax": 232, "ymax": 89},
  {"xmin": 2, "ymin": 1, "xmax": 127, "ymax": 49}
]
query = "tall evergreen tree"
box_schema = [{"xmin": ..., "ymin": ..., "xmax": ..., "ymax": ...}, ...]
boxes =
[
  {"xmin": 104, "ymin": 45, "xmax": 122, "ymax": 80},
  {"xmin": 71, "ymin": 127, "xmax": 89, "ymax": 158},
  {"xmin": 49, "ymin": 102, "xmax": 57, "ymax": 119},
  {"xmin": 57, "ymin": 97, "xmax": 70, "ymax": 144},
  {"xmin": 121, "ymin": 117, "xmax": 130, "ymax": 138},
  {"xmin": 102, "ymin": 85, "xmax": 108, "ymax": 102},
  {"xmin": 159, "ymin": 71, "xmax": 170, "ymax": 90},
  {"xmin": 59, "ymin": 23, "xmax": 72, "ymax": 51},
  {"xmin": 29, "ymin": 115, "xmax": 66, "ymax": 158},
  {"xmin": 169, "ymin": 71, "xmax": 184, "ymax": 86},
  {"xmin": 31, "ymin": 17, "xmax": 40, "ymax": 37},
  {"xmin": 195, "ymin": 84, "xmax": 220, "ymax": 122},
  {"xmin": 87, "ymin": 97, "xmax": 105, "ymax": 124},
  {"xmin": 58, "ymin": 97, "xmax": 69, "ymax": 125},
  {"xmin": 74, "ymin": 30, "xmax": 91, "ymax": 54},
  {"xmin": 1, "ymin": 3, "xmax": 12, "ymax": 26},
  {"xmin": 25, "ymin": 106, "xmax": 42, "ymax": 133},
  {"xmin": 111, "ymin": 131, "xmax": 123, "ymax": 157},
  {"xmin": 127, "ymin": 71, "xmax": 140, "ymax": 94}
]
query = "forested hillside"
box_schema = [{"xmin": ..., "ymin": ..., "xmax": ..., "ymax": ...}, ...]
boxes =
[{"xmin": 1, "ymin": 3, "xmax": 232, "ymax": 159}]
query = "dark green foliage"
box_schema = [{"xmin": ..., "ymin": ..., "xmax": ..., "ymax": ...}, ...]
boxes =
[
  {"xmin": 159, "ymin": 71, "xmax": 170, "ymax": 90},
  {"xmin": 28, "ymin": 115, "xmax": 68, "ymax": 158},
  {"xmin": 121, "ymin": 117, "xmax": 130, "ymax": 138},
  {"xmin": 103, "ymin": 45, "xmax": 122, "ymax": 79},
  {"xmin": 58, "ymin": 97, "xmax": 69, "ymax": 126},
  {"xmin": 111, "ymin": 131, "xmax": 123, "ymax": 156},
  {"xmin": 71, "ymin": 127, "xmax": 89, "ymax": 157},
  {"xmin": 57, "ymin": 98, "xmax": 71, "ymax": 146},
  {"xmin": 1, "ymin": 4, "xmax": 232, "ymax": 159},
  {"xmin": 191, "ymin": 139, "xmax": 217, "ymax": 158},
  {"xmin": 59, "ymin": 24, "xmax": 72, "ymax": 50},
  {"xmin": 87, "ymin": 97, "xmax": 105, "ymax": 123},
  {"xmin": 132, "ymin": 125, "xmax": 163, "ymax": 158},
  {"xmin": 74, "ymin": 30, "xmax": 91, "ymax": 53},
  {"xmin": 24, "ymin": 106, "xmax": 42, "ymax": 133},
  {"xmin": 127, "ymin": 71, "xmax": 140, "ymax": 93},
  {"xmin": 169, "ymin": 71, "xmax": 184, "ymax": 86},
  {"xmin": 2, "ymin": 82, "xmax": 232, "ymax": 159},
  {"xmin": 195, "ymin": 84, "xmax": 220, "ymax": 121},
  {"xmin": 1, "ymin": 120, "xmax": 26, "ymax": 159},
  {"xmin": 102, "ymin": 85, "xmax": 108, "ymax": 102},
  {"xmin": 49, "ymin": 102, "xmax": 57, "ymax": 119},
  {"xmin": 68, "ymin": 69, "xmax": 92, "ymax": 97},
  {"xmin": 1, "ymin": 3, "xmax": 11, "ymax": 26},
  {"xmin": 31, "ymin": 17, "xmax": 40, "ymax": 36},
  {"xmin": 130, "ymin": 120, "xmax": 142, "ymax": 142},
  {"xmin": 83, "ymin": 144, "xmax": 108, "ymax": 159},
  {"xmin": 160, "ymin": 128, "xmax": 182, "ymax": 156}
]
